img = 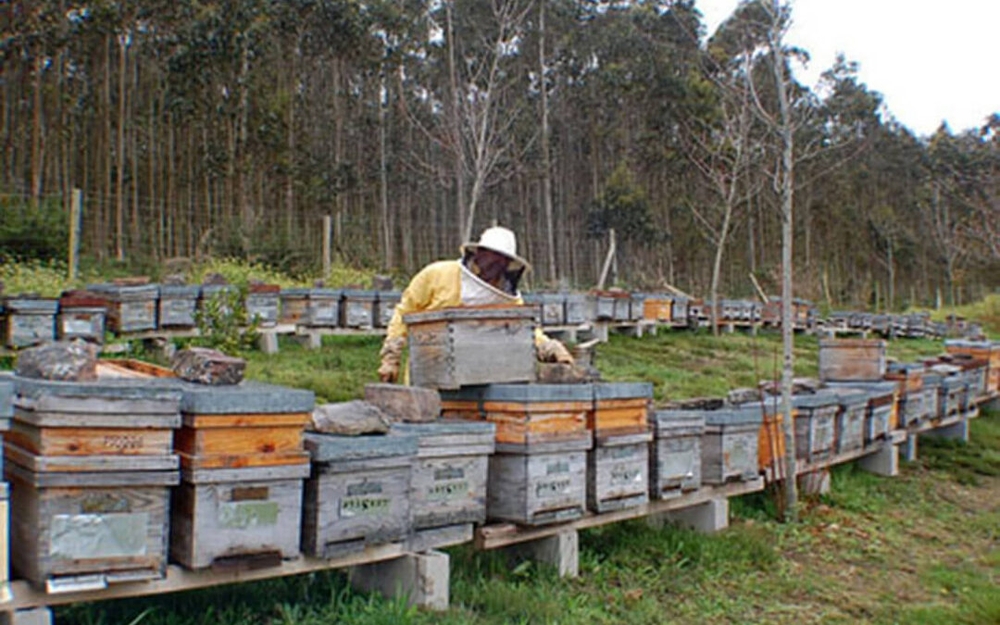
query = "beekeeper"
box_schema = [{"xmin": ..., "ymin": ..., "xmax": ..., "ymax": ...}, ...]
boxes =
[{"xmin": 378, "ymin": 226, "xmax": 574, "ymax": 383}]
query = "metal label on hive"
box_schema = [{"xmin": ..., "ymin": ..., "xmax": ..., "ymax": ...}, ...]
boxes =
[{"xmin": 50, "ymin": 513, "xmax": 150, "ymax": 559}]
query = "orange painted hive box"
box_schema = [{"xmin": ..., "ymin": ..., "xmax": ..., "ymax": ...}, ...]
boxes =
[
  {"xmin": 174, "ymin": 381, "xmax": 314, "ymax": 471},
  {"xmin": 641, "ymin": 294, "xmax": 673, "ymax": 324},
  {"xmin": 476, "ymin": 384, "xmax": 590, "ymax": 447},
  {"xmin": 590, "ymin": 382, "xmax": 652, "ymax": 436}
]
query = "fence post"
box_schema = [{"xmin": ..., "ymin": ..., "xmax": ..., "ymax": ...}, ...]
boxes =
[
  {"xmin": 68, "ymin": 188, "xmax": 82, "ymax": 281},
  {"xmin": 322, "ymin": 214, "xmax": 332, "ymax": 279}
]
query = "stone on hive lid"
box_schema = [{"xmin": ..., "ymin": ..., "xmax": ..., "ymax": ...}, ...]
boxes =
[
  {"xmin": 364, "ymin": 383, "xmax": 440, "ymax": 423},
  {"xmin": 311, "ymin": 401, "xmax": 391, "ymax": 436},
  {"xmin": 171, "ymin": 347, "xmax": 246, "ymax": 385},
  {"xmin": 15, "ymin": 340, "xmax": 99, "ymax": 382}
]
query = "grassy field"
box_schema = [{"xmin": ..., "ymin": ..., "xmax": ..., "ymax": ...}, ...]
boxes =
[{"xmin": 45, "ymin": 330, "xmax": 1000, "ymax": 625}]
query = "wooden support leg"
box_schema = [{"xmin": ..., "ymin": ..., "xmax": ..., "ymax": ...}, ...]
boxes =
[
  {"xmin": 858, "ymin": 443, "xmax": 899, "ymax": 477},
  {"xmin": 509, "ymin": 529, "xmax": 579, "ymax": 578},
  {"xmin": 348, "ymin": 550, "xmax": 450, "ymax": 611}
]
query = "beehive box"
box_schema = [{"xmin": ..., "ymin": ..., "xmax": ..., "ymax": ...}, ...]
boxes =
[
  {"xmin": 341, "ymin": 290, "xmax": 377, "ymax": 329},
  {"xmin": 302, "ymin": 432, "xmax": 416, "ymax": 559},
  {"xmin": 649, "ymin": 410, "xmax": 703, "ymax": 498},
  {"xmin": 6, "ymin": 377, "xmax": 180, "ymax": 590},
  {"xmin": 246, "ymin": 284, "xmax": 280, "ymax": 327},
  {"xmin": 744, "ymin": 400, "xmax": 786, "ymax": 475},
  {"xmin": 87, "ymin": 284, "xmax": 158, "ymax": 334},
  {"xmin": 2, "ymin": 298, "xmax": 58, "ymax": 348},
  {"xmin": 174, "ymin": 382, "xmax": 314, "ymax": 471},
  {"xmin": 937, "ymin": 374, "xmax": 967, "ymax": 418},
  {"xmin": 922, "ymin": 373, "xmax": 944, "ymax": 420},
  {"xmin": 478, "ymin": 384, "xmax": 590, "ymax": 447},
  {"xmin": 829, "ymin": 382, "xmax": 897, "ymax": 444},
  {"xmin": 589, "ymin": 292, "xmax": 616, "ymax": 321},
  {"xmin": 405, "ymin": 307, "xmax": 537, "ymax": 390},
  {"xmin": 791, "ymin": 393, "xmax": 839, "ymax": 463},
  {"xmin": 587, "ymin": 430, "xmax": 651, "ymax": 513},
  {"xmin": 823, "ymin": 387, "xmax": 867, "ymax": 453},
  {"xmin": 641, "ymin": 294, "xmax": 672, "ymax": 324},
  {"xmin": 306, "ymin": 289, "xmax": 341, "ymax": 327},
  {"xmin": 887, "ymin": 364, "xmax": 928, "ymax": 428},
  {"xmin": 375, "ymin": 291, "xmax": 402, "ymax": 328},
  {"xmin": 487, "ymin": 435, "xmax": 590, "ymax": 526},
  {"xmin": 686, "ymin": 299, "xmax": 706, "ymax": 326},
  {"xmin": 670, "ymin": 297, "xmax": 690, "ymax": 327},
  {"xmin": 819, "ymin": 339, "xmax": 887, "ymax": 382},
  {"xmin": 438, "ymin": 386, "xmax": 485, "ymax": 420},
  {"xmin": 57, "ymin": 291, "xmax": 106, "ymax": 344},
  {"xmin": 701, "ymin": 407, "xmax": 761, "ymax": 484},
  {"xmin": 612, "ymin": 294, "xmax": 631, "ymax": 322},
  {"xmin": 392, "ymin": 420, "xmax": 494, "ymax": 529},
  {"xmin": 948, "ymin": 355, "xmax": 989, "ymax": 402},
  {"xmin": 158, "ymin": 285, "xmax": 200, "ymax": 328},
  {"xmin": 279, "ymin": 288, "xmax": 310, "ymax": 325},
  {"xmin": 564, "ymin": 293, "xmax": 591, "ymax": 325},
  {"xmin": 590, "ymin": 382, "xmax": 651, "ymax": 436},
  {"xmin": 538, "ymin": 293, "xmax": 566, "ymax": 326},
  {"xmin": 170, "ymin": 463, "xmax": 308, "ymax": 570},
  {"xmin": 945, "ymin": 339, "xmax": 1000, "ymax": 394},
  {"xmin": 627, "ymin": 294, "xmax": 645, "ymax": 322}
]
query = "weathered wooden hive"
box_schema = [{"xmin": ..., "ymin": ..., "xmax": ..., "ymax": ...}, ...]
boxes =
[
  {"xmin": 278, "ymin": 288, "xmax": 310, "ymax": 325},
  {"xmin": 943, "ymin": 341, "xmax": 999, "ymax": 393},
  {"xmin": 375, "ymin": 291, "xmax": 402, "ymax": 329},
  {"xmin": 641, "ymin": 293, "xmax": 672, "ymax": 324},
  {"xmin": 245, "ymin": 284, "xmax": 280, "ymax": 327},
  {"xmin": 648, "ymin": 410, "xmax": 703, "ymax": 498},
  {"xmin": 588, "ymin": 291, "xmax": 616, "ymax": 321},
  {"xmin": 791, "ymin": 392, "xmax": 839, "ymax": 463},
  {"xmin": 818, "ymin": 339, "xmax": 887, "ymax": 383},
  {"xmin": 158, "ymin": 285, "xmax": 200, "ymax": 329},
  {"xmin": 341, "ymin": 289, "xmax": 377, "ymax": 329},
  {"xmin": 564, "ymin": 293, "xmax": 591, "ymax": 325},
  {"xmin": 2, "ymin": 298, "xmax": 58, "ymax": 348},
  {"xmin": 391, "ymin": 420, "xmax": 494, "ymax": 548},
  {"xmin": 731, "ymin": 398, "xmax": 786, "ymax": 475},
  {"xmin": 627, "ymin": 293, "xmax": 645, "ymax": 322},
  {"xmin": 539, "ymin": 293, "xmax": 567, "ymax": 326},
  {"xmin": 476, "ymin": 384, "xmax": 591, "ymax": 447},
  {"xmin": 170, "ymin": 381, "xmax": 314, "ymax": 570},
  {"xmin": 588, "ymin": 380, "xmax": 653, "ymax": 513},
  {"xmin": 438, "ymin": 386, "xmax": 485, "ymax": 420},
  {"xmin": 921, "ymin": 372, "xmax": 944, "ymax": 420},
  {"xmin": 612, "ymin": 293, "xmax": 631, "ymax": 322},
  {"xmin": 819, "ymin": 387, "xmax": 867, "ymax": 454},
  {"xmin": 302, "ymin": 431, "xmax": 417, "ymax": 558},
  {"xmin": 944, "ymin": 353, "xmax": 990, "ymax": 403},
  {"xmin": 87, "ymin": 283, "xmax": 158, "ymax": 334},
  {"xmin": 827, "ymin": 381, "xmax": 897, "ymax": 445},
  {"xmin": 57, "ymin": 290, "xmax": 107, "ymax": 344},
  {"xmin": 701, "ymin": 406, "xmax": 762, "ymax": 485},
  {"xmin": 6, "ymin": 377, "xmax": 181, "ymax": 591},
  {"xmin": 404, "ymin": 307, "xmax": 537, "ymax": 390},
  {"xmin": 670, "ymin": 297, "xmax": 690, "ymax": 327},
  {"xmin": 885, "ymin": 363, "xmax": 929, "ymax": 428},
  {"xmin": 0, "ymin": 378, "xmax": 13, "ymax": 598},
  {"xmin": 305, "ymin": 288, "xmax": 341, "ymax": 327}
]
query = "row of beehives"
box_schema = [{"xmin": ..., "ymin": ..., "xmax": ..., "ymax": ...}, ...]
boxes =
[{"xmin": 0, "ymin": 285, "xmax": 404, "ymax": 348}]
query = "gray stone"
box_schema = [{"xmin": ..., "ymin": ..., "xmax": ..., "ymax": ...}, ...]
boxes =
[
  {"xmin": 310, "ymin": 401, "xmax": 391, "ymax": 436},
  {"xmin": 171, "ymin": 347, "xmax": 246, "ymax": 385},
  {"xmin": 15, "ymin": 340, "xmax": 99, "ymax": 381},
  {"xmin": 536, "ymin": 363, "xmax": 600, "ymax": 384},
  {"xmin": 365, "ymin": 383, "xmax": 441, "ymax": 423}
]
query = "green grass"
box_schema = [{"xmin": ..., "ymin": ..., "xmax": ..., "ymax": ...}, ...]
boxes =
[{"xmin": 48, "ymin": 333, "xmax": 999, "ymax": 625}]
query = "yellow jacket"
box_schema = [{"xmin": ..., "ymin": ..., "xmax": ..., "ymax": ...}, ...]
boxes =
[{"xmin": 386, "ymin": 259, "xmax": 548, "ymax": 346}]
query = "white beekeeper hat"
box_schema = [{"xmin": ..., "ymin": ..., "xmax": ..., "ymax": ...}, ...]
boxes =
[{"xmin": 461, "ymin": 226, "xmax": 532, "ymax": 273}]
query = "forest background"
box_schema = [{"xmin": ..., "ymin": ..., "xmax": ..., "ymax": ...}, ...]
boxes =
[{"xmin": 2, "ymin": 0, "xmax": 998, "ymax": 310}]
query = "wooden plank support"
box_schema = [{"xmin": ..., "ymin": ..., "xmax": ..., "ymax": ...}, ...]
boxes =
[
  {"xmin": 473, "ymin": 478, "xmax": 763, "ymax": 551},
  {"xmin": 348, "ymin": 550, "xmax": 450, "ymax": 611}
]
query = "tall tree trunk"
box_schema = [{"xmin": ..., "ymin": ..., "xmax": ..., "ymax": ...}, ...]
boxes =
[
  {"xmin": 30, "ymin": 55, "xmax": 44, "ymax": 204},
  {"xmin": 446, "ymin": 1, "xmax": 466, "ymax": 245},
  {"xmin": 115, "ymin": 33, "xmax": 128, "ymax": 261},
  {"xmin": 539, "ymin": 2, "xmax": 556, "ymax": 283},
  {"xmin": 379, "ymin": 67, "xmax": 392, "ymax": 270}
]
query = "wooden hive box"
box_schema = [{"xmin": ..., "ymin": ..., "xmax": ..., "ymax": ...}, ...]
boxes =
[
  {"xmin": 340, "ymin": 289, "xmax": 377, "ymax": 329},
  {"xmin": 170, "ymin": 463, "xmax": 309, "ymax": 570},
  {"xmin": 733, "ymin": 399, "xmax": 787, "ymax": 475},
  {"xmin": 612, "ymin": 293, "xmax": 631, "ymax": 322},
  {"xmin": 886, "ymin": 363, "xmax": 928, "ymax": 428},
  {"xmin": 641, "ymin": 294, "xmax": 672, "ymax": 324},
  {"xmin": 938, "ymin": 374, "xmax": 968, "ymax": 418},
  {"xmin": 86, "ymin": 284, "xmax": 158, "ymax": 334},
  {"xmin": 821, "ymin": 387, "xmax": 868, "ymax": 453},
  {"xmin": 922, "ymin": 372, "xmax": 944, "ymax": 420},
  {"xmin": 246, "ymin": 284, "xmax": 280, "ymax": 328},
  {"xmin": 701, "ymin": 407, "xmax": 761, "ymax": 485},
  {"xmin": 57, "ymin": 291, "xmax": 107, "ymax": 344},
  {"xmin": 670, "ymin": 297, "xmax": 690, "ymax": 327},
  {"xmin": 587, "ymin": 430, "xmax": 651, "ymax": 513},
  {"xmin": 590, "ymin": 382, "xmax": 652, "ymax": 436},
  {"xmin": 404, "ymin": 306, "xmax": 537, "ymax": 390},
  {"xmin": 588, "ymin": 291, "xmax": 616, "ymax": 321},
  {"xmin": 487, "ymin": 435, "xmax": 591, "ymax": 526},
  {"xmin": 539, "ymin": 293, "xmax": 567, "ymax": 326},
  {"xmin": 649, "ymin": 411, "xmax": 704, "ymax": 499},
  {"xmin": 375, "ymin": 291, "xmax": 402, "ymax": 329},
  {"xmin": 478, "ymin": 383, "xmax": 590, "ymax": 447},
  {"xmin": 306, "ymin": 288, "xmax": 341, "ymax": 327},
  {"xmin": 947, "ymin": 354, "xmax": 989, "ymax": 402},
  {"xmin": 945, "ymin": 340, "xmax": 1000, "ymax": 394},
  {"xmin": 564, "ymin": 293, "xmax": 591, "ymax": 325},
  {"xmin": 818, "ymin": 339, "xmax": 887, "ymax": 383},
  {"xmin": 791, "ymin": 392, "xmax": 839, "ymax": 463},
  {"xmin": 174, "ymin": 381, "xmax": 314, "ymax": 472},
  {"xmin": 392, "ymin": 420, "xmax": 494, "ymax": 532},
  {"xmin": 2, "ymin": 298, "xmax": 58, "ymax": 348},
  {"xmin": 828, "ymin": 382, "xmax": 897, "ymax": 444},
  {"xmin": 627, "ymin": 294, "xmax": 645, "ymax": 322},
  {"xmin": 158, "ymin": 285, "xmax": 200, "ymax": 328},
  {"xmin": 278, "ymin": 288, "xmax": 310, "ymax": 325},
  {"xmin": 302, "ymin": 432, "xmax": 416, "ymax": 559}
]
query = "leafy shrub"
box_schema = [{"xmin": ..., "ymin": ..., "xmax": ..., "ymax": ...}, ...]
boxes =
[
  {"xmin": 0, "ymin": 196, "xmax": 68, "ymax": 262},
  {"xmin": 191, "ymin": 286, "xmax": 260, "ymax": 355}
]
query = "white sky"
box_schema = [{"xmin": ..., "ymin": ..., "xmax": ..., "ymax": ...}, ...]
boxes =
[{"xmin": 696, "ymin": 0, "xmax": 1000, "ymax": 137}]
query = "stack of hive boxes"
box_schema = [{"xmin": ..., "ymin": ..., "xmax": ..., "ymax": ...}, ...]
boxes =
[
  {"xmin": 648, "ymin": 408, "xmax": 704, "ymax": 498},
  {"xmin": 1, "ymin": 298, "xmax": 58, "ymax": 348},
  {"xmin": 5, "ymin": 377, "xmax": 180, "ymax": 591},
  {"xmin": 587, "ymin": 383, "xmax": 652, "ymax": 513},
  {"xmin": 0, "ymin": 377, "xmax": 11, "ymax": 601},
  {"xmin": 170, "ymin": 382, "xmax": 313, "ymax": 569},
  {"xmin": 885, "ymin": 363, "xmax": 930, "ymax": 429},
  {"xmin": 944, "ymin": 339, "xmax": 1000, "ymax": 396},
  {"xmin": 87, "ymin": 283, "xmax": 158, "ymax": 334}
]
